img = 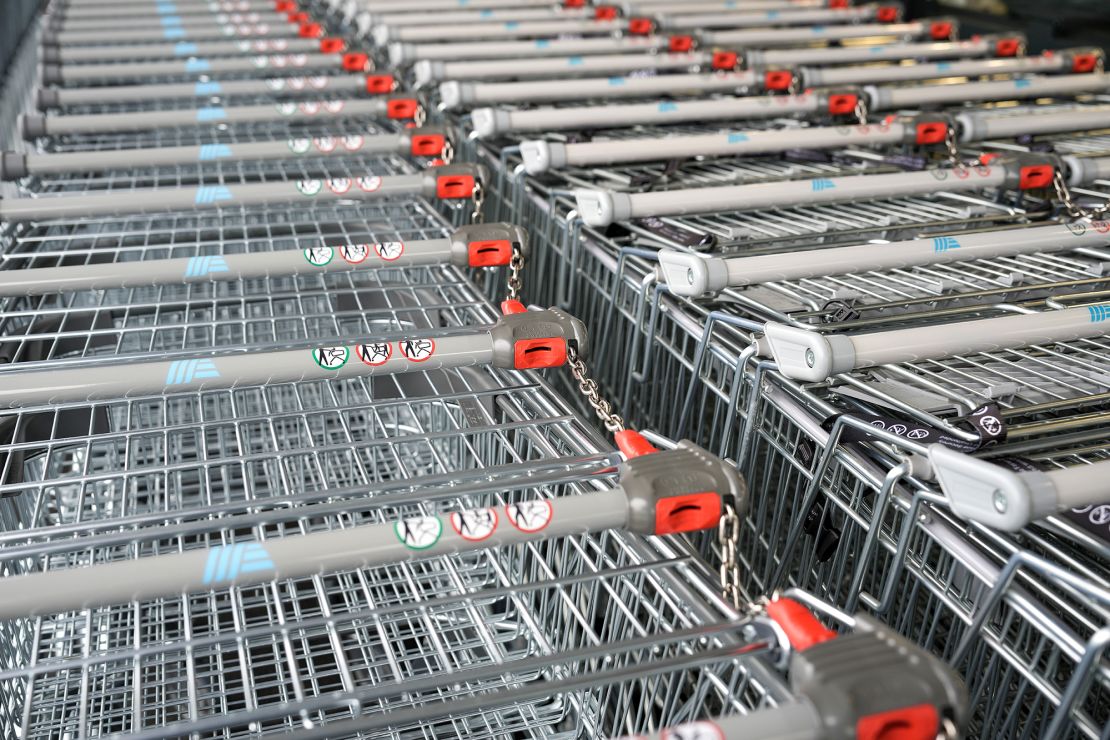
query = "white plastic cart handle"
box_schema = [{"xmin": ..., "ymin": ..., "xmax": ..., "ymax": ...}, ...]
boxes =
[
  {"xmin": 746, "ymin": 35, "xmax": 1021, "ymax": 68},
  {"xmin": 761, "ymin": 303, "xmax": 1110, "ymax": 382},
  {"xmin": 930, "ymin": 449, "xmax": 1110, "ymax": 531},
  {"xmin": 375, "ymin": 17, "xmax": 633, "ymax": 44},
  {"xmin": 864, "ymin": 72, "xmax": 1110, "ymax": 110},
  {"xmin": 701, "ymin": 19, "xmax": 951, "ymax": 47},
  {"xmin": 957, "ymin": 106, "xmax": 1110, "ymax": 143},
  {"xmin": 658, "ymin": 221, "xmax": 1110, "ymax": 297},
  {"xmin": 799, "ymin": 52, "xmax": 1080, "ymax": 88},
  {"xmin": 414, "ymin": 50, "xmax": 711, "ymax": 85},
  {"xmin": 390, "ymin": 34, "xmax": 670, "ymax": 65},
  {"xmin": 660, "ymin": 3, "xmax": 899, "ymax": 31}
]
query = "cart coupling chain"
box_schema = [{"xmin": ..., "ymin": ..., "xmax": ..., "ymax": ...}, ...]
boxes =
[{"xmin": 489, "ymin": 306, "xmax": 587, "ymax": 371}]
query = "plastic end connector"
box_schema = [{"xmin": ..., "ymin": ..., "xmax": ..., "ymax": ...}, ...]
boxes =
[
  {"xmin": 371, "ymin": 24, "xmax": 393, "ymax": 46},
  {"xmin": 575, "ymin": 189, "xmax": 630, "ymax": 227},
  {"xmin": 656, "ymin": 250, "xmax": 729, "ymax": 298},
  {"xmin": 412, "ymin": 60, "xmax": 444, "ymax": 87},
  {"xmin": 520, "ymin": 140, "xmax": 567, "ymax": 174},
  {"xmin": 387, "ymin": 42, "xmax": 410, "ymax": 68},
  {"xmin": 40, "ymin": 64, "xmax": 62, "ymax": 86},
  {"xmin": 0, "ymin": 152, "xmax": 29, "ymax": 182},
  {"xmin": 438, "ymin": 81, "xmax": 469, "ymax": 111},
  {"xmin": 761, "ymin": 323, "xmax": 855, "ymax": 383},
  {"xmin": 20, "ymin": 113, "xmax": 47, "ymax": 141},
  {"xmin": 35, "ymin": 87, "xmax": 60, "ymax": 111},
  {"xmin": 469, "ymin": 108, "xmax": 510, "ymax": 139},
  {"xmin": 928, "ymin": 445, "xmax": 1056, "ymax": 531}
]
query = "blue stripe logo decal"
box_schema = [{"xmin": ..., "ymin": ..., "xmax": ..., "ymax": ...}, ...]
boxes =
[
  {"xmin": 535, "ymin": 39, "xmax": 550, "ymax": 48},
  {"xmin": 202, "ymin": 543, "xmax": 275, "ymax": 585},
  {"xmin": 194, "ymin": 81, "xmax": 221, "ymax": 96},
  {"xmin": 161, "ymin": 15, "xmax": 183, "ymax": 26},
  {"xmin": 567, "ymin": 55, "xmax": 582, "ymax": 65},
  {"xmin": 156, "ymin": 2, "xmax": 177, "ymax": 13},
  {"xmin": 184, "ymin": 255, "xmax": 230, "ymax": 277},
  {"xmin": 198, "ymin": 143, "xmax": 232, "ymax": 161},
  {"xmin": 811, "ymin": 179, "xmax": 836, "ymax": 192},
  {"xmin": 165, "ymin": 358, "xmax": 221, "ymax": 385},
  {"xmin": 608, "ymin": 77, "xmax": 626, "ymax": 86},
  {"xmin": 185, "ymin": 58, "xmax": 210, "ymax": 73},
  {"xmin": 936, "ymin": 62, "xmax": 952, "ymax": 71},
  {"xmin": 1014, "ymin": 79, "xmax": 1032, "ymax": 89},
  {"xmin": 727, "ymin": 132, "xmax": 749, "ymax": 143},
  {"xmin": 194, "ymin": 185, "xmax": 233, "ymax": 204},
  {"xmin": 504, "ymin": 21, "xmax": 519, "ymax": 29},
  {"xmin": 658, "ymin": 101, "xmax": 678, "ymax": 112},
  {"xmin": 1089, "ymin": 304, "xmax": 1110, "ymax": 322},
  {"xmin": 932, "ymin": 236, "xmax": 962, "ymax": 252},
  {"xmin": 196, "ymin": 106, "xmax": 226, "ymax": 122},
  {"xmin": 173, "ymin": 42, "xmax": 197, "ymax": 55},
  {"xmin": 164, "ymin": 27, "xmax": 186, "ymax": 38}
]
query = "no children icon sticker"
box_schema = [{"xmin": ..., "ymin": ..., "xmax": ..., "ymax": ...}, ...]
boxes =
[
  {"xmin": 395, "ymin": 516, "xmax": 443, "ymax": 550},
  {"xmin": 312, "ymin": 346, "xmax": 349, "ymax": 369},
  {"xmin": 450, "ymin": 508, "xmax": 498, "ymax": 542},
  {"xmin": 505, "ymin": 500, "xmax": 553, "ymax": 533}
]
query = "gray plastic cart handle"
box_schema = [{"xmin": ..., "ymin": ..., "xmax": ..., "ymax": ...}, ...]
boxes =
[
  {"xmin": 575, "ymin": 163, "xmax": 1012, "ymax": 227},
  {"xmin": 0, "ymin": 490, "xmax": 630, "ymax": 619},
  {"xmin": 378, "ymin": 18, "xmax": 629, "ymax": 44},
  {"xmin": 44, "ymin": 52, "xmax": 348, "ymax": 85},
  {"xmin": 865, "ymin": 73, "xmax": 1110, "ymax": 110},
  {"xmin": 520, "ymin": 119, "xmax": 910, "ymax": 173},
  {"xmin": 702, "ymin": 20, "xmax": 937, "ymax": 47},
  {"xmin": 800, "ymin": 54, "xmax": 1070, "ymax": 88},
  {"xmin": 443, "ymin": 70, "xmax": 758, "ymax": 109},
  {"xmin": 21, "ymin": 97, "xmax": 398, "ymax": 138},
  {"xmin": 659, "ymin": 220, "xmax": 1110, "ymax": 297},
  {"xmin": 390, "ymin": 35, "xmax": 669, "ymax": 65},
  {"xmin": 414, "ymin": 51, "xmax": 711, "ymax": 86},
  {"xmin": 3, "ymin": 126, "xmax": 440, "ymax": 178},
  {"xmin": 42, "ymin": 37, "xmax": 329, "ymax": 64},
  {"xmin": 369, "ymin": 6, "xmax": 594, "ymax": 28},
  {"xmin": 49, "ymin": 10, "xmax": 288, "ymax": 33},
  {"xmin": 931, "ymin": 449, "xmax": 1110, "ymax": 531},
  {"xmin": 471, "ymin": 93, "xmax": 823, "ymax": 138},
  {"xmin": 956, "ymin": 106, "xmax": 1110, "ymax": 142},
  {"xmin": 45, "ymin": 20, "xmax": 302, "ymax": 45},
  {"xmin": 747, "ymin": 36, "xmax": 1006, "ymax": 67},
  {"xmin": 762, "ymin": 303, "xmax": 1110, "ymax": 382},
  {"xmin": 56, "ymin": 1, "xmax": 280, "ymax": 20},
  {"xmin": 660, "ymin": 4, "xmax": 893, "ymax": 30},
  {"xmin": 39, "ymin": 73, "xmax": 370, "ymax": 108},
  {"xmin": 361, "ymin": 0, "xmax": 556, "ymax": 12},
  {"xmin": 622, "ymin": 0, "xmax": 827, "ymax": 11}
]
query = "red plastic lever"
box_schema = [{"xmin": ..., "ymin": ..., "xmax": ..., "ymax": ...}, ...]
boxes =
[
  {"xmin": 274, "ymin": 1, "xmax": 297, "ymax": 12},
  {"xmin": 711, "ymin": 51, "xmax": 739, "ymax": 70},
  {"xmin": 857, "ymin": 704, "xmax": 940, "ymax": 740},
  {"xmin": 342, "ymin": 53, "xmax": 369, "ymax": 72},
  {"xmin": 298, "ymin": 22, "xmax": 322, "ymax": 38},
  {"xmin": 563, "ymin": 0, "xmax": 585, "ymax": 6},
  {"xmin": 668, "ymin": 34, "xmax": 694, "ymax": 53},
  {"xmin": 876, "ymin": 5, "xmax": 900, "ymax": 22},
  {"xmin": 628, "ymin": 17, "xmax": 654, "ymax": 35},
  {"xmin": 287, "ymin": 10, "xmax": 308, "ymax": 23},
  {"xmin": 386, "ymin": 98, "xmax": 420, "ymax": 120},
  {"xmin": 513, "ymin": 338, "xmax": 567, "ymax": 369},
  {"xmin": 435, "ymin": 173, "xmax": 475, "ymax": 199},
  {"xmin": 764, "ymin": 70, "xmax": 794, "ymax": 91},
  {"xmin": 1018, "ymin": 164, "xmax": 1054, "ymax": 190},
  {"xmin": 765, "ymin": 598, "xmax": 837, "ymax": 652},
  {"xmin": 614, "ymin": 429, "xmax": 657, "ymax": 459},
  {"xmin": 366, "ymin": 74, "xmax": 395, "ymax": 94},
  {"xmin": 827, "ymin": 0, "xmax": 849, "ymax": 7},
  {"xmin": 978, "ymin": 152, "xmax": 1000, "ymax": 165},
  {"xmin": 319, "ymin": 37, "xmax": 346, "ymax": 53},
  {"xmin": 1072, "ymin": 53, "xmax": 1100, "ymax": 73},
  {"xmin": 468, "ymin": 239, "xmax": 512, "ymax": 267},
  {"xmin": 929, "ymin": 21, "xmax": 954, "ymax": 40},
  {"xmin": 501, "ymin": 299, "xmax": 527, "ymax": 315},
  {"xmin": 995, "ymin": 37, "xmax": 1021, "ymax": 57},
  {"xmin": 655, "ymin": 492, "xmax": 721, "ymax": 535},
  {"xmin": 594, "ymin": 5, "xmax": 618, "ymax": 19},
  {"xmin": 914, "ymin": 121, "xmax": 948, "ymax": 145},
  {"xmin": 827, "ymin": 93, "xmax": 858, "ymax": 116}
]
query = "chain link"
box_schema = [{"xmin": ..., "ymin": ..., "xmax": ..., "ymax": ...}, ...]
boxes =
[
  {"xmin": 853, "ymin": 96, "xmax": 869, "ymax": 126},
  {"xmin": 565, "ymin": 346, "xmax": 625, "ymax": 434},
  {"xmin": 414, "ymin": 105, "xmax": 427, "ymax": 128},
  {"xmin": 718, "ymin": 503, "xmax": 742, "ymax": 609},
  {"xmin": 440, "ymin": 138, "xmax": 454, "ymax": 166},
  {"xmin": 470, "ymin": 180, "xmax": 485, "ymax": 224},
  {"xmin": 1052, "ymin": 169, "xmax": 1110, "ymax": 220},
  {"xmin": 506, "ymin": 248, "xmax": 524, "ymax": 302},
  {"xmin": 943, "ymin": 124, "xmax": 962, "ymax": 167}
]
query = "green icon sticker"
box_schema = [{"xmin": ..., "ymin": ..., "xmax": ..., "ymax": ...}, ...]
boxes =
[
  {"xmin": 311, "ymin": 346, "xmax": 349, "ymax": 369},
  {"xmin": 394, "ymin": 516, "xmax": 443, "ymax": 550}
]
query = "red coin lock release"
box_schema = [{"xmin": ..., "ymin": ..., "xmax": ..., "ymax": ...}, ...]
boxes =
[
  {"xmin": 876, "ymin": 5, "xmax": 900, "ymax": 21},
  {"xmin": 764, "ymin": 70, "xmax": 793, "ymax": 91},
  {"xmin": 827, "ymin": 93, "xmax": 858, "ymax": 116},
  {"xmin": 628, "ymin": 17, "xmax": 653, "ymax": 35},
  {"xmin": 995, "ymin": 37, "xmax": 1021, "ymax": 56},
  {"xmin": 827, "ymin": 0, "xmax": 849, "ymax": 7},
  {"xmin": 711, "ymin": 51, "xmax": 739, "ymax": 70},
  {"xmin": 386, "ymin": 98, "xmax": 420, "ymax": 120},
  {"xmin": 366, "ymin": 75, "xmax": 394, "ymax": 94},
  {"xmin": 436, "ymin": 173, "xmax": 475, "ymax": 199},
  {"xmin": 1019, "ymin": 165, "xmax": 1054, "ymax": 190},
  {"xmin": 287, "ymin": 11, "xmax": 308, "ymax": 23},
  {"xmin": 563, "ymin": 0, "xmax": 585, "ymax": 6},
  {"xmin": 298, "ymin": 22, "xmax": 322, "ymax": 38},
  {"xmin": 274, "ymin": 1, "xmax": 296, "ymax": 12},
  {"xmin": 766, "ymin": 598, "xmax": 837, "ymax": 652},
  {"xmin": 467, "ymin": 239, "xmax": 512, "ymax": 267},
  {"xmin": 594, "ymin": 5, "xmax": 618, "ymax": 20},
  {"xmin": 655, "ymin": 492, "xmax": 721, "ymax": 535},
  {"xmin": 411, "ymin": 132, "xmax": 445, "ymax": 157},
  {"xmin": 319, "ymin": 37, "xmax": 345, "ymax": 53},
  {"xmin": 915, "ymin": 121, "xmax": 948, "ymax": 145},
  {"xmin": 857, "ymin": 705, "xmax": 940, "ymax": 740},
  {"xmin": 1073, "ymin": 53, "xmax": 1099, "ymax": 73},
  {"xmin": 513, "ymin": 338, "xmax": 567, "ymax": 369},
  {"xmin": 669, "ymin": 35, "xmax": 694, "ymax": 53},
  {"xmin": 342, "ymin": 53, "xmax": 369, "ymax": 72},
  {"xmin": 929, "ymin": 21, "xmax": 954, "ymax": 40}
]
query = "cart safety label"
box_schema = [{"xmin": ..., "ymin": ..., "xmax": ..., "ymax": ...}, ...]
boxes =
[
  {"xmin": 296, "ymin": 179, "xmax": 323, "ymax": 196},
  {"xmin": 399, "ymin": 338, "xmax": 435, "ymax": 362},
  {"xmin": 202, "ymin": 542, "xmax": 275, "ymax": 584},
  {"xmin": 932, "ymin": 236, "xmax": 962, "ymax": 253},
  {"xmin": 356, "ymin": 342, "xmax": 392, "ymax": 366},
  {"xmin": 165, "ymin": 358, "xmax": 221, "ymax": 385},
  {"xmin": 310, "ymin": 76, "xmax": 329, "ymax": 89},
  {"xmin": 340, "ymin": 244, "xmax": 370, "ymax": 264},
  {"xmin": 324, "ymin": 100, "xmax": 345, "ymax": 113},
  {"xmin": 450, "ymin": 508, "xmax": 498, "ymax": 542},
  {"xmin": 277, "ymin": 102, "xmax": 297, "ymax": 116},
  {"xmin": 826, "ymin": 402, "xmax": 1006, "ymax": 452},
  {"xmin": 303, "ymin": 246, "xmax": 334, "ymax": 266},
  {"xmin": 1069, "ymin": 504, "xmax": 1110, "ymax": 545},
  {"xmin": 373, "ymin": 242, "xmax": 404, "ymax": 261},
  {"xmin": 810, "ymin": 178, "xmax": 836, "ymax": 192},
  {"xmin": 184, "ymin": 255, "xmax": 230, "ymax": 278},
  {"xmin": 314, "ymin": 136, "xmax": 337, "ymax": 152},
  {"xmin": 1065, "ymin": 220, "xmax": 1110, "ymax": 235},
  {"xmin": 357, "ymin": 176, "xmax": 382, "ymax": 192},
  {"xmin": 253, "ymin": 55, "xmax": 269, "ymax": 68},
  {"xmin": 288, "ymin": 137, "xmax": 311, "ymax": 153},
  {"xmin": 326, "ymin": 178, "xmax": 352, "ymax": 194},
  {"xmin": 1089, "ymin": 304, "xmax": 1110, "ymax": 322},
  {"xmin": 395, "ymin": 516, "xmax": 443, "ymax": 550},
  {"xmin": 342, "ymin": 135, "xmax": 364, "ymax": 150},
  {"xmin": 505, "ymin": 500, "xmax": 553, "ymax": 533},
  {"xmin": 312, "ymin": 346, "xmax": 349, "ymax": 369},
  {"xmin": 660, "ymin": 721, "xmax": 724, "ymax": 740},
  {"xmin": 300, "ymin": 101, "xmax": 321, "ymax": 115},
  {"xmin": 194, "ymin": 185, "xmax": 233, "ymax": 205},
  {"xmin": 267, "ymin": 78, "xmax": 286, "ymax": 91}
]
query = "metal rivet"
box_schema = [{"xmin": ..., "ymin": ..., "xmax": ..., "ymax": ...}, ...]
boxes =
[
  {"xmin": 805, "ymin": 348, "xmax": 815, "ymax": 368},
  {"xmin": 992, "ymin": 490, "xmax": 1007, "ymax": 513}
]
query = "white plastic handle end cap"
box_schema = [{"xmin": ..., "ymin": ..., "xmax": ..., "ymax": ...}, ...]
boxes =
[
  {"xmin": 520, "ymin": 140, "xmax": 568, "ymax": 174},
  {"xmin": 575, "ymin": 189, "xmax": 630, "ymax": 227},
  {"xmin": 371, "ymin": 25, "xmax": 394, "ymax": 47},
  {"xmin": 929, "ymin": 444, "xmax": 1056, "ymax": 531},
  {"xmin": 470, "ymin": 108, "xmax": 510, "ymax": 138},
  {"xmin": 657, "ymin": 250, "xmax": 729, "ymax": 298},
  {"xmin": 762, "ymin": 323, "xmax": 855, "ymax": 382},
  {"xmin": 439, "ymin": 81, "xmax": 466, "ymax": 110}
]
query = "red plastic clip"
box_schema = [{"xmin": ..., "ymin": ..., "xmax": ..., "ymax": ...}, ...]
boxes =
[
  {"xmin": 827, "ymin": 0, "xmax": 849, "ymax": 7},
  {"xmin": 929, "ymin": 21, "xmax": 954, "ymax": 40},
  {"xmin": 711, "ymin": 51, "xmax": 739, "ymax": 70},
  {"xmin": 319, "ymin": 37, "xmax": 346, "ymax": 53},
  {"xmin": 763, "ymin": 70, "xmax": 794, "ymax": 91},
  {"xmin": 614, "ymin": 429, "xmax": 657, "ymax": 459},
  {"xmin": 1018, "ymin": 164, "xmax": 1054, "ymax": 190},
  {"xmin": 995, "ymin": 37, "xmax": 1021, "ymax": 57},
  {"xmin": 1072, "ymin": 53, "xmax": 1100, "ymax": 73},
  {"xmin": 594, "ymin": 5, "xmax": 618, "ymax": 20},
  {"xmin": 366, "ymin": 74, "xmax": 395, "ymax": 94},
  {"xmin": 876, "ymin": 5, "xmax": 900, "ymax": 22},
  {"xmin": 857, "ymin": 704, "xmax": 940, "ymax": 740},
  {"xmin": 468, "ymin": 239, "xmax": 512, "ymax": 267},
  {"xmin": 410, "ymin": 132, "xmax": 445, "ymax": 157},
  {"xmin": 827, "ymin": 93, "xmax": 859, "ymax": 116},
  {"xmin": 513, "ymin": 338, "xmax": 567, "ymax": 369},
  {"xmin": 563, "ymin": 0, "xmax": 585, "ymax": 6},
  {"xmin": 668, "ymin": 34, "xmax": 694, "ymax": 53},
  {"xmin": 501, "ymin": 299, "xmax": 527, "ymax": 315},
  {"xmin": 765, "ymin": 598, "xmax": 837, "ymax": 652},
  {"xmin": 978, "ymin": 152, "xmax": 999, "ymax": 165},
  {"xmin": 287, "ymin": 10, "xmax": 308, "ymax": 23},
  {"xmin": 915, "ymin": 121, "xmax": 948, "ymax": 145},
  {"xmin": 435, "ymin": 172, "xmax": 475, "ymax": 199},
  {"xmin": 342, "ymin": 53, "xmax": 370, "ymax": 72},
  {"xmin": 274, "ymin": 0, "xmax": 297, "ymax": 12},
  {"xmin": 628, "ymin": 17, "xmax": 654, "ymax": 35},
  {"xmin": 386, "ymin": 98, "xmax": 420, "ymax": 120},
  {"xmin": 655, "ymin": 492, "xmax": 721, "ymax": 535},
  {"xmin": 298, "ymin": 22, "xmax": 322, "ymax": 38}
]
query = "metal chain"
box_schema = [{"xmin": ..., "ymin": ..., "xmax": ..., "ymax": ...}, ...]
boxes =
[
  {"xmin": 565, "ymin": 346, "xmax": 625, "ymax": 433},
  {"xmin": 718, "ymin": 503, "xmax": 742, "ymax": 609},
  {"xmin": 943, "ymin": 124, "xmax": 962, "ymax": 167},
  {"xmin": 506, "ymin": 247, "xmax": 524, "ymax": 302},
  {"xmin": 1052, "ymin": 169, "xmax": 1110, "ymax": 220},
  {"xmin": 470, "ymin": 180, "xmax": 485, "ymax": 224},
  {"xmin": 440, "ymin": 138, "xmax": 454, "ymax": 166},
  {"xmin": 853, "ymin": 96, "xmax": 869, "ymax": 126}
]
